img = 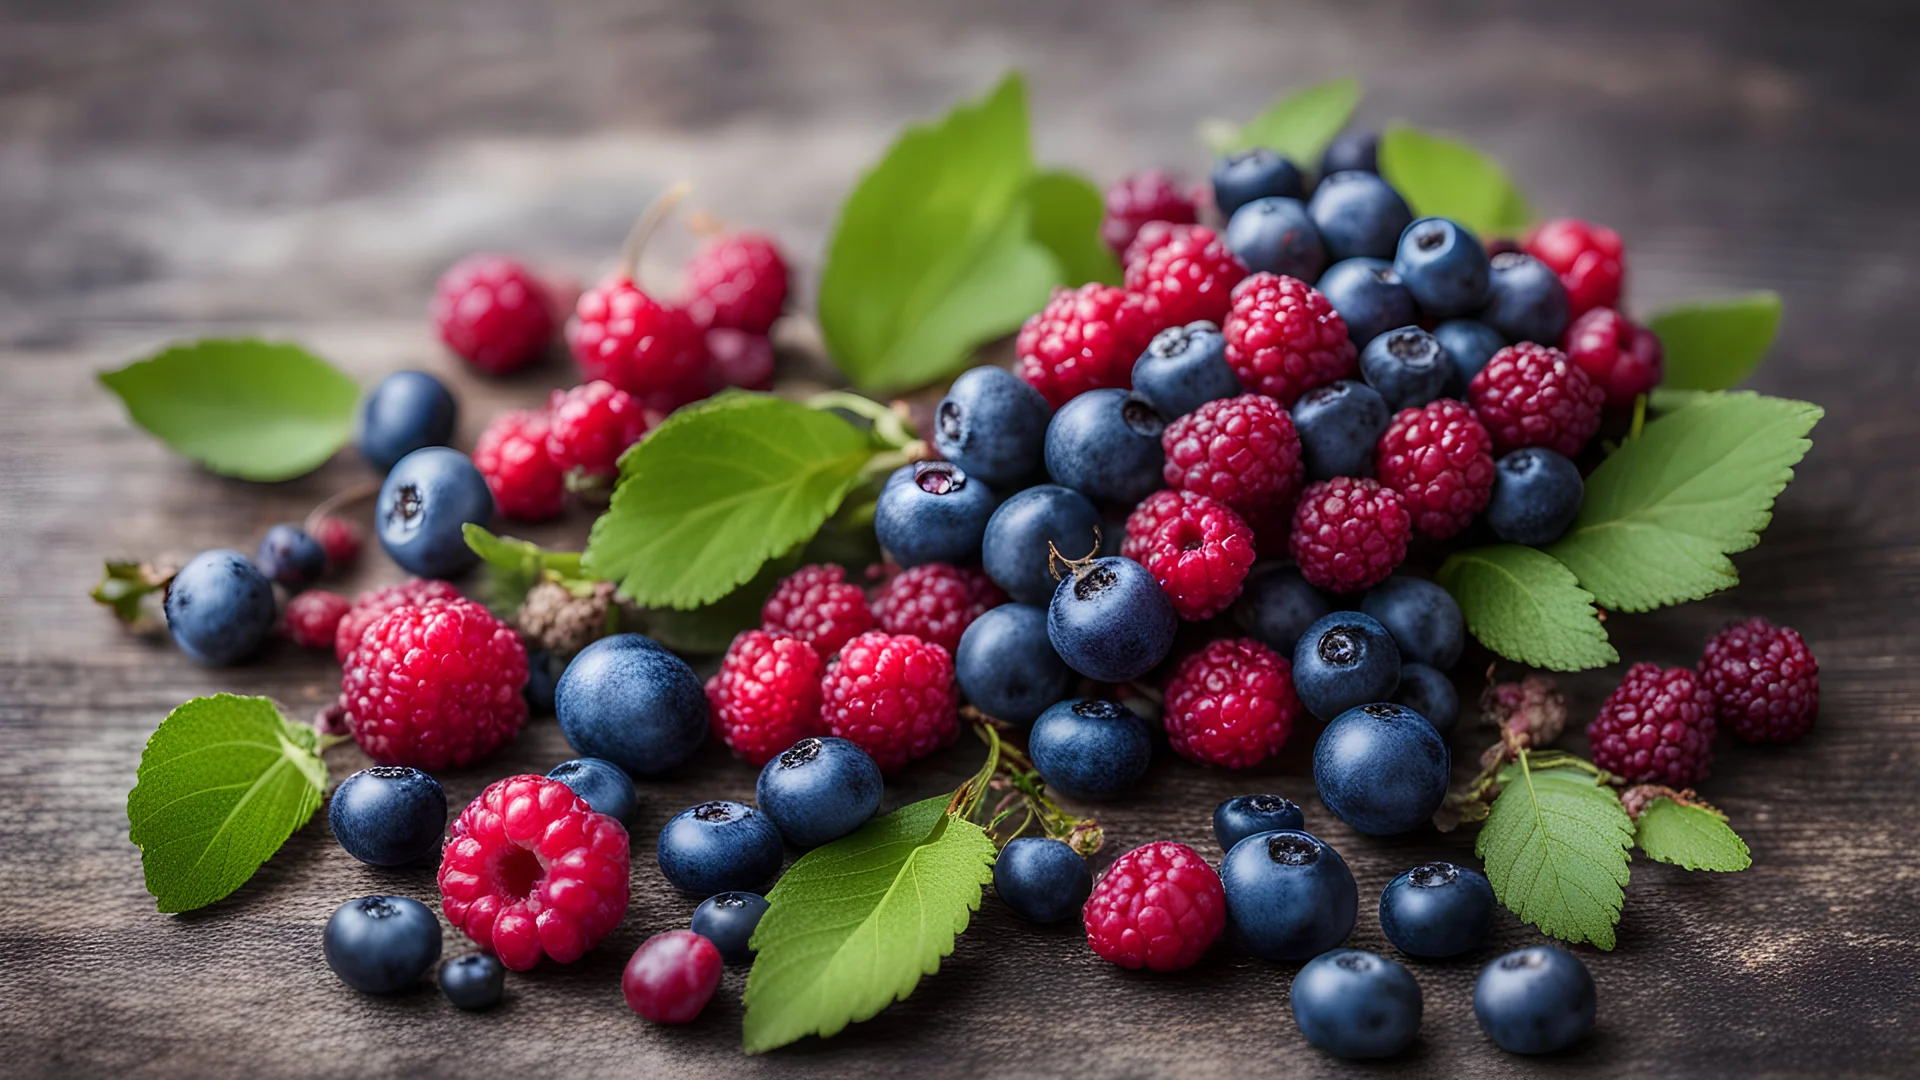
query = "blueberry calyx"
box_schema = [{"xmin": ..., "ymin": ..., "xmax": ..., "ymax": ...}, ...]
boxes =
[
  {"xmin": 692, "ymin": 800, "xmax": 739, "ymax": 822},
  {"xmin": 710, "ymin": 892, "xmax": 750, "ymax": 911},
  {"xmin": 1500, "ymin": 950, "xmax": 1546, "ymax": 971},
  {"xmin": 1317, "ymin": 627, "xmax": 1363, "ymax": 666},
  {"xmin": 1119, "ymin": 396, "xmax": 1166, "ymax": 437},
  {"xmin": 1490, "ymin": 250, "xmax": 1528, "ymax": 271},
  {"xmin": 1072, "ymin": 563, "xmax": 1119, "ymax": 601},
  {"xmin": 1408, "ymin": 862, "xmax": 1460, "ymax": 889},
  {"xmin": 1411, "ymin": 221, "xmax": 1448, "ymax": 252},
  {"xmin": 1243, "ymin": 794, "xmax": 1289, "ymax": 814},
  {"xmin": 359, "ymin": 897, "xmax": 402, "ymax": 920},
  {"xmin": 1267, "ymin": 833, "xmax": 1322, "ymax": 865},
  {"xmin": 1334, "ymin": 951, "xmax": 1375, "ymax": 972},
  {"xmin": 1069, "ymin": 699, "xmax": 1125, "ymax": 720},
  {"xmin": 936, "ymin": 401, "xmax": 965, "ymax": 441},
  {"xmin": 1361, "ymin": 703, "xmax": 1399, "ymax": 718},
  {"xmin": 387, "ymin": 485, "xmax": 426, "ymax": 532},
  {"xmin": 778, "ymin": 737, "xmax": 823, "ymax": 769},
  {"xmin": 366, "ymin": 765, "xmax": 414, "ymax": 780},
  {"xmin": 1384, "ymin": 329, "xmax": 1428, "ymax": 360},
  {"xmin": 1146, "ymin": 321, "xmax": 1217, "ymax": 359},
  {"xmin": 913, "ymin": 461, "xmax": 966, "ymax": 495}
]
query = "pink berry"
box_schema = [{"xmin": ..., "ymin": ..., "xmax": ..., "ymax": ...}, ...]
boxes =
[
  {"xmin": 474, "ymin": 409, "xmax": 565, "ymax": 521},
  {"xmin": 819, "ymin": 631, "xmax": 958, "ymax": 773},
  {"xmin": 706, "ymin": 629, "xmax": 826, "ymax": 766},
  {"xmin": 284, "ymin": 590, "xmax": 351, "ymax": 649},
  {"xmin": 338, "ymin": 599, "xmax": 528, "ymax": 769},
  {"xmin": 545, "ymin": 380, "xmax": 649, "ymax": 480},
  {"xmin": 567, "ymin": 275, "xmax": 710, "ymax": 415},
  {"xmin": 431, "ymin": 254, "xmax": 556, "ymax": 375},
  {"xmin": 1083, "ymin": 841, "xmax": 1225, "ymax": 972},
  {"xmin": 761, "ymin": 564, "xmax": 874, "ymax": 659},
  {"xmin": 1162, "ymin": 638, "xmax": 1300, "ymax": 769},
  {"xmin": 622, "ymin": 930, "xmax": 723, "ymax": 1024}
]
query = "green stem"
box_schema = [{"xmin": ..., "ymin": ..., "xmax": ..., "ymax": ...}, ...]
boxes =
[
  {"xmin": 808, "ymin": 391, "xmax": 916, "ymax": 449},
  {"xmin": 1628, "ymin": 393, "xmax": 1647, "ymax": 441}
]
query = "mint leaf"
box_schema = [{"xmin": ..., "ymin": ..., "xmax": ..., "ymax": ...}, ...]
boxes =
[
  {"xmin": 1650, "ymin": 292, "xmax": 1782, "ymax": 391},
  {"xmin": 1477, "ymin": 756, "xmax": 1633, "ymax": 949},
  {"xmin": 464, "ymin": 524, "xmax": 586, "ymax": 614},
  {"xmin": 1548, "ymin": 391, "xmax": 1822, "ymax": 612},
  {"xmin": 1435, "ymin": 544, "xmax": 1616, "ymax": 671},
  {"xmin": 1024, "ymin": 169, "xmax": 1121, "ymax": 286},
  {"xmin": 742, "ymin": 795, "xmax": 997, "ymax": 1053},
  {"xmin": 585, "ymin": 393, "xmax": 876, "ymax": 609},
  {"xmin": 127, "ymin": 695, "xmax": 328, "ymax": 913},
  {"xmin": 100, "ymin": 339, "xmax": 360, "ymax": 481},
  {"xmin": 1635, "ymin": 798, "xmax": 1752, "ymax": 872},
  {"xmin": 1211, "ymin": 77, "xmax": 1362, "ymax": 161},
  {"xmin": 1378, "ymin": 124, "xmax": 1531, "ymax": 237}
]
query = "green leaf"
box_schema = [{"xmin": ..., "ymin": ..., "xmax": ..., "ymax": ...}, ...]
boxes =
[
  {"xmin": 99, "ymin": 340, "xmax": 360, "ymax": 481},
  {"xmin": 1634, "ymin": 798, "xmax": 1752, "ymax": 872},
  {"xmin": 643, "ymin": 551, "xmax": 801, "ymax": 654},
  {"xmin": 584, "ymin": 393, "xmax": 876, "ymax": 609},
  {"xmin": 1378, "ymin": 124, "xmax": 1532, "ymax": 237},
  {"xmin": 1648, "ymin": 386, "xmax": 1710, "ymax": 414},
  {"xmin": 1477, "ymin": 756, "xmax": 1633, "ymax": 949},
  {"xmin": 1435, "ymin": 544, "xmax": 1616, "ymax": 671},
  {"xmin": 1547, "ymin": 392, "xmax": 1822, "ymax": 612},
  {"xmin": 742, "ymin": 796, "xmax": 997, "ymax": 1054},
  {"xmin": 463, "ymin": 524, "xmax": 586, "ymax": 614},
  {"xmin": 91, "ymin": 559, "xmax": 177, "ymax": 628},
  {"xmin": 1211, "ymin": 77, "xmax": 1362, "ymax": 161},
  {"xmin": 1023, "ymin": 169, "xmax": 1121, "ymax": 286},
  {"xmin": 1649, "ymin": 292, "xmax": 1782, "ymax": 391},
  {"xmin": 127, "ymin": 695, "xmax": 328, "ymax": 913}
]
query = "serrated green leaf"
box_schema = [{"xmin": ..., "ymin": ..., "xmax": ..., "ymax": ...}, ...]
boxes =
[
  {"xmin": 1378, "ymin": 124, "xmax": 1531, "ymax": 237},
  {"xmin": 464, "ymin": 524, "xmax": 585, "ymax": 614},
  {"xmin": 643, "ymin": 551, "xmax": 801, "ymax": 654},
  {"xmin": 1648, "ymin": 386, "xmax": 1710, "ymax": 414},
  {"xmin": 1024, "ymin": 169, "xmax": 1121, "ymax": 286},
  {"xmin": 1211, "ymin": 77, "xmax": 1362, "ymax": 162},
  {"xmin": 584, "ymin": 393, "xmax": 876, "ymax": 609},
  {"xmin": 742, "ymin": 796, "xmax": 996, "ymax": 1054},
  {"xmin": 100, "ymin": 339, "xmax": 360, "ymax": 481},
  {"xmin": 1635, "ymin": 799, "xmax": 1752, "ymax": 872},
  {"xmin": 1547, "ymin": 391, "xmax": 1822, "ymax": 612},
  {"xmin": 1435, "ymin": 544, "xmax": 1616, "ymax": 671},
  {"xmin": 1650, "ymin": 292, "xmax": 1782, "ymax": 392},
  {"xmin": 127, "ymin": 695, "xmax": 327, "ymax": 913},
  {"xmin": 1477, "ymin": 756, "xmax": 1633, "ymax": 949}
]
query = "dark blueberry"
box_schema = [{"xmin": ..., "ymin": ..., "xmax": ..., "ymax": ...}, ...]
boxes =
[
  {"xmin": 1474, "ymin": 946, "xmax": 1597, "ymax": 1054},
  {"xmin": 376, "ymin": 446, "xmax": 493, "ymax": 579},
  {"xmin": 993, "ymin": 836, "xmax": 1091, "ymax": 923},
  {"xmin": 1379, "ymin": 861, "xmax": 1494, "ymax": 958},
  {"xmin": 755, "ymin": 736, "xmax": 882, "ymax": 848},
  {"xmin": 556, "ymin": 633, "xmax": 708, "ymax": 777},
  {"xmin": 1316, "ymin": 257, "xmax": 1418, "ymax": 347},
  {"xmin": 1314, "ymin": 703, "xmax": 1450, "ymax": 835},
  {"xmin": 1231, "ymin": 565, "xmax": 1332, "ymax": 656},
  {"xmin": 1359, "ymin": 328, "xmax": 1450, "ymax": 413},
  {"xmin": 1220, "ymin": 830, "xmax": 1358, "ymax": 961},
  {"xmin": 1131, "ymin": 321, "xmax": 1240, "ymax": 419},
  {"xmin": 1291, "ymin": 949, "xmax": 1424, "ymax": 1059},
  {"xmin": 1479, "ymin": 252, "xmax": 1570, "ymax": 345},
  {"xmin": 439, "ymin": 953, "xmax": 505, "ymax": 1010},
  {"xmin": 256, "ymin": 524, "xmax": 326, "ymax": 591},
  {"xmin": 1028, "ymin": 698, "xmax": 1153, "ymax": 800},
  {"xmin": 657, "ymin": 800, "xmax": 784, "ymax": 897},
  {"xmin": 875, "ymin": 461, "xmax": 1000, "ymax": 568},
  {"xmin": 1319, "ymin": 130, "xmax": 1379, "ymax": 176},
  {"xmin": 955, "ymin": 603, "xmax": 1074, "ymax": 724},
  {"xmin": 933, "ymin": 366, "xmax": 1051, "ymax": 488},
  {"xmin": 546, "ymin": 757, "xmax": 638, "ymax": 823},
  {"xmin": 162, "ymin": 549, "xmax": 277, "ymax": 666},
  {"xmin": 328, "ymin": 766, "xmax": 448, "ymax": 866},
  {"xmin": 1307, "ymin": 171, "xmax": 1413, "ymax": 262},
  {"xmin": 983, "ymin": 484, "xmax": 1101, "ymax": 606},
  {"xmin": 324, "ymin": 895, "xmax": 442, "ymax": 995},
  {"xmin": 358, "ymin": 370, "xmax": 457, "ymax": 473},
  {"xmin": 1224, "ymin": 197, "xmax": 1326, "ymax": 281},
  {"xmin": 1360, "ymin": 575, "xmax": 1465, "ymax": 669},
  {"xmin": 1394, "ymin": 217, "xmax": 1490, "ymax": 318},
  {"xmin": 1290, "ymin": 380, "xmax": 1390, "ymax": 481},
  {"xmin": 1292, "ymin": 611, "xmax": 1401, "ymax": 720},
  {"xmin": 1212, "ymin": 149, "xmax": 1305, "ymax": 219},
  {"xmin": 691, "ymin": 891, "xmax": 770, "ymax": 965},
  {"xmin": 1046, "ymin": 557, "xmax": 1177, "ymax": 682},
  {"xmin": 1213, "ymin": 794, "xmax": 1305, "ymax": 852},
  {"xmin": 1043, "ymin": 389, "xmax": 1167, "ymax": 505},
  {"xmin": 1487, "ymin": 448, "xmax": 1585, "ymax": 546},
  {"xmin": 523, "ymin": 649, "xmax": 562, "ymax": 714},
  {"xmin": 1433, "ymin": 318, "xmax": 1507, "ymax": 395},
  {"xmin": 1392, "ymin": 664, "xmax": 1459, "ymax": 735}
]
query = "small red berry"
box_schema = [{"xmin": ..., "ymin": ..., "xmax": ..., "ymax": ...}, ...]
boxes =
[
  {"xmin": 1375, "ymin": 398, "xmax": 1497, "ymax": 540},
  {"xmin": 1586, "ymin": 663, "xmax": 1715, "ymax": 786},
  {"xmin": 474, "ymin": 409, "xmax": 565, "ymax": 521},
  {"xmin": 679, "ymin": 232, "xmax": 789, "ymax": 335},
  {"xmin": 545, "ymin": 380, "xmax": 650, "ymax": 480},
  {"xmin": 706, "ymin": 629, "xmax": 826, "ymax": 765},
  {"xmin": 761, "ymin": 564, "xmax": 874, "ymax": 659},
  {"xmin": 1162, "ymin": 638, "xmax": 1301, "ymax": 769},
  {"xmin": 567, "ymin": 276, "xmax": 710, "ymax": 415},
  {"xmin": 1524, "ymin": 218, "xmax": 1625, "ymax": 317},
  {"xmin": 285, "ymin": 589, "xmax": 351, "ymax": 649},
  {"xmin": 1015, "ymin": 283, "xmax": 1157, "ymax": 409},
  {"xmin": 431, "ymin": 254, "xmax": 556, "ymax": 375},
  {"xmin": 339, "ymin": 598, "xmax": 529, "ymax": 769},
  {"xmin": 1083, "ymin": 841, "xmax": 1225, "ymax": 972},
  {"xmin": 1100, "ymin": 171, "xmax": 1199, "ymax": 257},
  {"xmin": 1698, "ymin": 617, "xmax": 1818, "ymax": 743},
  {"xmin": 1221, "ymin": 273, "xmax": 1356, "ymax": 405},
  {"xmin": 704, "ymin": 327, "xmax": 776, "ymax": 392},
  {"xmin": 1122, "ymin": 490, "xmax": 1256, "ymax": 621},
  {"xmin": 819, "ymin": 631, "xmax": 958, "ymax": 772},
  {"xmin": 1161, "ymin": 392, "xmax": 1305, "ymax": 522},
  {"xmin": 1562, "ymin": 307, "xmax": 1664, "ymax": 409},
  {"xmin": 623, "ymin": 930, "xmax": 723, "ymax": 1024},
  {"xmin": 1123, "ymin": 223, "xmax": 1247, "ymax": 329},
  {"xmin": 309, "ymin": 515, "xmax": 362, "ymax": 572},
  {"xmin": 1289, "ymin": 477, "xmax": 1410, "ymax": 594},
  {"xmin": 335, "ymin": 578, "xmax": 464, "ymax": 663},
  {"xmin": 870, "ymin": 563, "xmax": 1006, "ymax": 654},
  {"xmin": 1468, "ymin": 342, "xmax": 1606, "ymax": 458}
]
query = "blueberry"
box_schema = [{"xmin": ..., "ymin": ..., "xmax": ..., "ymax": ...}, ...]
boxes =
[
  {"xmin": 1479, "ymin": 251, "xmax": 1570, "ymax": 345},
  {"xmin": 875, "ymin": 461, "xmax": 999, "ymax": 568},
  {"xmin": 1360, "ymin": 575, "xmax": 1465, "ymax": 669},
  {"xmin": 1047, "ymin": 557, "xmax": 1177, "ymax": 682},
  {"xmin": 1224, "ymin": 197, "xmax": 1326, "ymax": 281},
  {"xmin": 1487, "ymin": 448, "xmax": 1584, "ymax": 545},
  {"xmin": 1220, "ymin": 830, "xmax": 1358, "ymax": 961},
  {"xmin": 1358, "ymin": 327, "xmax": 1450, "ymax": 413},
  {"xmin": 993, "ymin": 836, "xmax": 1091, "ymax": 923},
  {"xmin": 546, "ymin": 757, "xmax": 638, "ymax": 823},
  {"xmin": 657, "ymin": 800, "xmax": 784, "ymax": 896},
  {"xmin": 1314, "ymin": 703, "xmax": 1450, "ymax": 835},
  {"xmin": 1212, "ymin": 149, "xmax": 1305, "ymax": 219},
  {"xmin": 691, "ymin": 891, "xmax": 770, "ymax": 965},
  {"xmin": 1394, "ymin": 217, "xmax": 1490, "ymax": 318},
  {"xmin": 1292, "ymin": 611, "xmax": 1401, "ymax": 720},
  {"xmin": 955, "ymin": 603, "xmax": 1074, "ymax": 724},
  {"xmin": 1290, "ymin": 949, "xmax": 1423, "ymax": 1059},
  {"xmin": 1307, "ymin": 171, "xmax": 1412, "ymax": 263},
  {"xmin": 323, "ymin": 895, "xmax": 442, "ymax": 995},
  {"xmin": 359, "ymin": 370, "xmax": 457, "ymax": 473},
  {"xmin": 1029, "ymin": 698, "xmax": 1153, "ymax": 800},
  {"xmin": 556, "ymin": 634, "xmax": 708, "ymax": 777},
  {"xmin": 1290, "ymin": 380, "xmax": 1390, "ymax": 482},
  {"xmin": 1392, "ymin": 664, "xmax": 1459, "ymax": 734},
  {"xmin": 163, "ymin": 549, "xmax": 277, "ymax": 666},
  {"xmin": 983, "ymin": 484, "xmax": 1101, "ymax": 606},
  {"xmin": 439, "ymin": 953, "xmax": 505, "ymax": 1010},
  {"xmin": 1474, "ymin": 946, "xmax": 1598, "ymax": 1054},
  {"xmin": 328, "ymin": 766, "xmax": 448, "ymax": 866},
  {"xmin": 1213, "ymin": 794, "xmax": 1305, "ymax": 852},
  {"xmin": 1316, "ymin": 257, "xmax": 1418, "ymax": 347},
  {"xmin": 1379, "ymin": 861, "xmax": 1494, "ymax": 958},
  {"xmin": 1231, "ymin": 565, "xmax": 1331, "ymax": 656},
  {"xmin": 376, "ymin": 446, "xmax": 493, "ymax": 579},
  {"xmin": 1320, "ymin": 130, "xmax": 1379, "ymax": 176},
  {"xmin": 523, "ymin": 649, "xmax": 562, "ymax": 714},
  {"xmin": 755, "ymin": 736, "xmax": 882, "ymax": 848},
  {"xmin": 1131, "ymin": 321, "xmax": 1240, "ymax": 420},
  {"xmin": 255, "ymin": 523, "xmax": 326, "ymax": 591},
  {"xmin": 1043, "ymin": 389, "xmax": 1167, "ymax": 505},
  {"xmin": 1433, "ymin": 318, "xmax": 1507, "ymax": 395},
  {"xmin": 933, "ymin": 366, "xmax": 1051, "ymax": 488}
]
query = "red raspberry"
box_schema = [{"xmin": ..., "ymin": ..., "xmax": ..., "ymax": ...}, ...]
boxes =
[
  {"xmin": 704, "ymin": 327, "xmax": 775, "ymax": 392},
  {"xmin": 309, "ymin": 515, "xmax": 361, "ymax": 572},
  {"xmin": 1698, "ymin": 617, "xmax": 1819, "ymax": 743},
  {"xmin": 623, "ymin": 930, "xmax": 723, "ymax": 1024},
  {"xmin": 544, "ymin": 380, "xmax": 650, "ymax": 480},
  {"xmin": 1524, "ymin": 218, "xmax": 1624, "ymax": 317},
  {"xmin": 819, "ymin": 631, "xmax": 958, "ymax": 772},
  {"xmin": 1123, "ymin": 491, "xmax": 1255, "ymax": 621},
  {"xmin": 1100, "ymin": 171, "xmax": 1199, "ymax": 256},
  {"xmin": 1375, "ymin": 399, "xmax": 1496, "ymax": 540},
  {"xmin": 1015, "ymin": 283, "xmax": 1157, "ymax": 409},
  {"xmin": 1222, "ymin": 273, "xmax": 1357, "ymax": 405},
  {"xmin": 1586, "ymin": 663, "xmax": 1715, "ymax": 786},
  {"xmin": 438, "ymin": 774, "xmax": 631, "ymax": 971},
  {"xmin": 285, "ymin": 589, "xmax": 350, "ymax": 649},
  {"xmin": 705, "ymin": 630, "xmax": 826, "ymax": 765},
  {"xmin": 1121, "ymin": 489, "xmax": 1187, "ymax": 560},
  {"xmin": 474, "ymin": 409, "xmax": 565, "ymax": 521},
  {"xmin": 334, "ymin": 578, "xmax": 464, "ymax": 663},
  {"xmin": 1124, "ymin": 223, "xmax": 1247, "ymax": 328},
  {"xmin": 680, "ymin": 232, "xmax": 789, "ymax": 335},
  {"xmin": 567, "ymin": 276, "xmax": 710, "ymax": 414},
  {"xmin": 1162, "ymin": 638, "xmax": 1300, "ymax": 769},
  {"xmin": 761, "ymin": 563, "xmax": 875, "ymax": 658},
  {"xmin": 1082, "ymin": 841, "xmax": 1225, "ymax": 972},
  {"xmin": 1468, "ymin": 342, "xmax": 1606, "ymax": 458},
  {"xmin": 339, "ymin": 598, "xmax": 529, "ymax": 769},
  {"xmin": 1161, "ymin": 392, "xmax": 1305, "ymax": 521},
  {"xmin": 430, "ymin": 254, "xmax": 556, "ymax": 375},
  {"xmin": 1563, "ymin": 307, "xmax": 1664, "ymax": 409},
  {"xmin": 1289, "ymin": 477, "xmax": 1410, "ymax": 594},
  {"xmin": 870, "ymin": 563, "xmax": 1007, "ymax": 654}
]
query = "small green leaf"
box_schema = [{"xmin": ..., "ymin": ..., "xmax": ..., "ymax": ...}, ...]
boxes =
[
  {"xmin": 1435, "ymin": 544, "xmax": 1616, "ymax": 671},
  {"xmin": 1211, "ymin": 77, "xmax": 1362, "ymax": 162},
  {"xmin": 127, "ymin": 695, "xmax": 328, "ymax": 913},
  {"xmin": 742, "ymin": 796, "xmax": 997, "ymax": 1054},
  {"xmin": 1477, "ymin": 756, "xmax": 1633, "ymax": 949},
  {"xmin": 1024, "ymin": 169, "xmax": 1121, "ymax": 286},
  {"xmin": 643, "ymin": 552, "xmax": 801, "ymax": 654},
  {"xmin": 1635, "ymin": 799, "xmax": 1752, "ymax": 872},
  {"xmin": 1548, "ymin": 392, "xmax": 1822, "ymax": 612},
  {"xmin": 464, "ymin": 524, "xmax": 586, "ymax": 614},
  {"xmin": 91, "ymin": 559, "xmax": 177, "ymax": 628},
  {"xmin": 1649, "ymin": 292, "xmax": 1782, "ymax": 391},
  {"xmin": 1378, "ymin": 124, "xmax": 1532, "ymax": 237},
  {"xmin": 1648, "ymin": 386, "xmax": 1711, "ymax": 414},
  {"xmin": 100, "ymin": 340, "xmax": 360, "ymax": 481}
]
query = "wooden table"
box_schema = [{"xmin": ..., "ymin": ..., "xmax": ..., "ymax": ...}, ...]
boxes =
[{"xmin": 3, "ymin": 2, "xmax": 1914, "ymax": 1076}]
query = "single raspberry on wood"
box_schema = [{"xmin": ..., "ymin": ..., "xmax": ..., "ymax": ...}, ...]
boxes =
[
  {"xmin": 819, "ymin": 631, "xmax": 958, "ymax": 772},
  {"xmin": 1015, "ymin": 283, "xmax": 1157, "ymax": 408},
  {"xmin": 335, "ymin": 578, "xmax": 464, "ymax": 662},
  {"xmin": 1524, "ymin": 218, "xmax": 1624, "ymax": 317},
  {"xmin": 309, "ymin": 515, "xmax": 362, "ymax": 572},
  {"xmin": 1468, "ymin": 342, "xmax": 1606, "ymax": 458},
  {"xmin": 431, "ymin": 254, "xmax": 556, "ymax": 375},
  {"xmin": 1100, "ymin": 171, "xmax": 1199, "ymax": 257},
  {"xmin": 1124, "ymin": 223, "xmax": 1247, "ymax": 328},
  {"xmin": 1161, "ymin": 392, "xmax": 1305, "ymax": 521},
  {"xmin": 1586, "ymin": 662, "xmax": 1715, "ymax": 786},
  {"xmin": 1562, "ymin": 307, "xmax": 1663, "ymax": 409},
  {"xmin": 1289, "ymin": 477, "xmax": 1410, "ymax": 594},
  {"xmin": 1222, "ymin": 272, "xmax": 1356, "ymax": 405},
  {"xmin": 761, "ymin": 563, "xmax": 874, "ymax": 659},
  {"xmin": 706, "ymin": 629, "xmax": 826, "ymax": 765},
  {"xmin": 1123, "ymin": 490, "xmax": 1256, "ymax": 621},
  {"xmin": 1083, "ymin": 841, "xmax": 1225, "ymax": 972},
  {"xmin": 285, "ymin": 590, "xmax": 351, "ymax": 650},
  {"xmin": 870, "ymin": 563, "xmax": 1006, "ymax": 654},
  {"xmin": 567, "ymin": 276, "xmax": 711, "ymax": 415},
  {"xmin": 1375, "ymin": 398, "xmax": 1496, "ymax": 540},
  {"xmin": 1698, "ymin": 617, "xmax": 1818, "ymax": 743},
  {"xmin": 474, "ymin": 409, "xmax": 565, "ymax": 521},
  {"xmin": 679, "ymin": 232, "xmax": 789, "ymax": 335},
  {"xmin": 545, "ymin": 380, "xmax": 650, "ymax": 480},
  {"xmin": 339, "ymin": 598, "xmax": 530, "ymax": 770},
  {"xmin": 1162, "ymin": 638, "xmax": 1300, "ymax": 769}
]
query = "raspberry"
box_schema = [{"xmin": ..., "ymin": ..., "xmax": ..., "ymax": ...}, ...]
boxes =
[
  {"xmin": 1121, "ymin": 490, "xmax": 1189, "ymax": 560},
  {"xmin": 819, "ymin": 631, "xmax": 958, "ymax": 772},
  {"xmin": 1162, "ymin": 638, "xmax": 1300, "ymax": 769},
  {"xmin": 761, "ymin": 564, "xmax": 875, "ymax": 658},
  {"xmin": 623, "ymin": 930, "xmax": 723, "ymax": 1023},
  {"xmin": 1586, "ymin": 662, "xmax": 1715, "ymax": 786},
  {"xmin": 438, "ymin": 774, "xmax": 631, "ymax": 970},
  {"xmin": 309, "ymin": 515, "xmax": 362, "ymax": 572},
  {"xmin": 1468, "ymin": 342, "xmax": 1606, "ymax": 458},
  {"xmin": 474, "ymin": 409, "xmax": 565, "ymax": 521},
  {"xmin": 334, "ymin": 579, "xmax": 464, "ymax": 663},
  {"xmin": 706, "ymin": 629, "xmax": 826, "ymax": 765},
  {"xmin": 1524, "ymin": 218, "xmax": 1624, "ymax": 317},
  {"xmin": 1082, "ymin": 841, "xmax": 1225, "ymax": 972},
  {"xmin": 1697, "ymin": 617, "xmax": 1818, "ymax": 743},
  {"xmin": 704, "ymin": 327, "xmax": 776, "ymax": 392},
  {"xmin": 1161, "ymin": 392, "xmax": 1305, "ymax": 521},
  {"xmin": 680, "ymin": 232, "xmax": 789, "ymax": 335},
  {"xmin": 545, "ymin": 380, "xmax": 650, "ymax": 479},
  {"xmin": 430, "ymin": 254, "xmax": 555, "ymax": 375},
  {"xmin": 1222, "ymin": 273, "xmax": 1357, "ymax": 405},
  {"xmin": 285, "ymin": 590, "xmax": 351, "ymax": 649},
  {"xmin": 1123, "ymin": 223, "xmax": 1247, "ymax": 328},
  {"xmin": 567, "ymin": 276, "xmax": 710, "ymax": 414},
  {"xmin": 339, "ymin": 598, "xmax": 529, "ymax": 769},
  {"xmin": 870, "ymin": 563, "xmax": 1007, "ymax": 654},
  {"xmin": 1289, "ymin": 477, "xmax": 1410, "ymax": 594},
  {"xmin": 1100, "ymin": 171, "xmax": 1199, "ymax": 256},
  {"xmin": 1562, "ymin": 307, "xmax": 1664, "ymax": 409},
  {"xmin": 1375, "ymin": 398, "xmax": 1496, "ymax": 540},
  {"xmin": 1015, "ymin": 283, "xmax": 1157, "ymax": 409},
  {"xmin": 1123, "ymin": 491, "xmax": 1256, "ymax": 621}
]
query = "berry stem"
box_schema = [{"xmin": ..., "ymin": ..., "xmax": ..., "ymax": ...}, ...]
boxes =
[
  {"xmin": 1628, "ymin": 393, "xmax": 1648, "ymax": 441},
  {"xmin": 617, "ymin": 180, "xmax": 694, "ymax": 281},
  {"xmin": 962, "ymin": 713, "xmax": 1104, "ymax": 855},
  {"xmin": 806, "ymin": 391, "xmax": 917, "ymax": 449},
  {"xmin": 304, "ymin": 479, "xmax": 382, "ymax": 535}
]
